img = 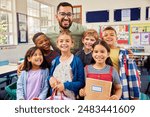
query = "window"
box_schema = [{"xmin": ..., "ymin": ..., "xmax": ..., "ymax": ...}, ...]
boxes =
[
  {"xmin": 0, "ymin": 0, "xmax": 14, "ymax": 45},
  {"xmin": 73, "ymin": 5, "xmax": 82, "ymax": 24},
  {"xmin": 27, "ymin": 0, "xmax": 55, "ymax": 43}
]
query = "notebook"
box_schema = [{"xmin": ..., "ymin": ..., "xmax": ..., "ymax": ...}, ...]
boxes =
[{"xmin": 84, "ymin": 78, "xmax": 112, "ymax": 100}]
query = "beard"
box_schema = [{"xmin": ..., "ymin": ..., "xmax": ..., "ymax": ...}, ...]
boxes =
[{"xmin": 59, "ymin": 18, "xmax": 72, "ymax": 29}]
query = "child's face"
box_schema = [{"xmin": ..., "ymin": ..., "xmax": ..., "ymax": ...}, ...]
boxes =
[
  {"xmin": 82, "ymin": 36, "xmax": 96, "ymax": 50},
  {"xmin": 28, "ymin": 49, "xmax": 43, "ymax": 68},
  {"xmin": 92, "ymin": 44, "xmax": 109, "ymax": 65},
  {"xmin": 57, "ymin": 34, "xmax": 73, "ymax": 53},
  {"xmin": 35, "ymin": 35, "xmax": 51, "ymax": 51},
  {"xmin": 102, "ymin": 30, "xmax": 117, "ymax": 47}
]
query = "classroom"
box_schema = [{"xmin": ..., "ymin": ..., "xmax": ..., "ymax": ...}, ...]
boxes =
[{"xmin": 0, "ymin": 0, "xmax": 150, "ymax": 100}]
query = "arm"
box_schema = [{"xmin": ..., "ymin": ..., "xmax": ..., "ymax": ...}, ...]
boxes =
[
  {"xmin": 128, "ymin": 60, "xmax": 140, "ymax": 100},
  {"xmin": 127, "ymin": 49, "xmax": 134, "ymax": 59},
  {"xmin": 64, "ymin": 57, "xmax": 85, "ymax": 95},
  {"xmin": 17, "ymin": 62, "xmax": 24, "ymax": 75},
  {"xmin": 48, "ymin": 58, "xmax": 59, "ymax": 88},
  {"xmin": 109, "ymin": 84, "xmax": 122, "ymax": 100},
  {"xmin": 109, "ymin": 67, "xmax": 122, "ymax": 100},
  {"xmin": 38, "ymin": 69, "xmax": 49, "ymax": 100},
  {"xmin": 17, "ymin": 71, "xmax": 25, "ymax": 100}
]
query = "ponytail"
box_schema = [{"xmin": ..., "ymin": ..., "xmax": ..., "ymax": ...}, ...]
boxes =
[{"xmin": 106, "ymin": 57, "xmax": 113, "ymax": 66}]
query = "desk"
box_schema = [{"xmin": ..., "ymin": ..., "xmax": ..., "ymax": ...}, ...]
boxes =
[{"xmin": 0, "ymin": 64, "xmax": 18, "ymax": 77}]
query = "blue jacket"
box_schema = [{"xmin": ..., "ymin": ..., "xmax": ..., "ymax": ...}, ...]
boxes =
[
  {"xmin": 48, "ymin": 56, "xmax": 85, "ymax": 96},
  {"xmin": 17, "ymin": 69, "xmax": 49, "ymax": 100}
]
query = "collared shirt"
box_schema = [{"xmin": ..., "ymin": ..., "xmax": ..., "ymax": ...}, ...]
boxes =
[
  {"xmin": 46, "ymin": 22, "xmax": 87, "ymax": 54},
  {"xmin": 119, "ymin": 48, "xmax": 140, "ymax": 100}
]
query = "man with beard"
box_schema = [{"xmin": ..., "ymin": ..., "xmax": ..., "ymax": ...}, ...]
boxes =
[{"xmin": 46, "ymin": 2, "xmax": 87, "ymax": 54}]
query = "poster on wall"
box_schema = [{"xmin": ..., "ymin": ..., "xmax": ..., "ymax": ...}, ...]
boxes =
[
  {"xmin": 130, "ymin": 23, "xmax": 150, "ymax": 45},
  {"xmin": 100, "ymin": 25, "xmax": 129, "ymax": 44},
  {"xmin": 121, "ymin": 9, "xmax": 130, "ymax": 21},
  {"xmin": 140, "ymin": 33, "xmax": 150, "ymax": 45},
  {"xmin": 17, "ymin": 13, "xmax": 28, "ymax": 43},
  {"xmin": 132, "ymin": 33, "xmax": 140, "ymax": 45}
]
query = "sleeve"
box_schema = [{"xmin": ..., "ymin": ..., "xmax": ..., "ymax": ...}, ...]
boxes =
[
  {"xmin": 17, "ymin": 71, "xmax": 25, "ymax": 100},
  {"xmin": 64, "ymin": 57, "xmax": 85, "ymax": 95},
  {"xmin": 47, "ymin": 58, "xmax": 57, "ymax": 81},
  {"xmin": 128, "ymin": 59, "xmax": 140, "ymax": 99},
  {"xmin": 112, "ymin": 67, "xmax": 121, "ymax": 85},
  {"xmin": 39, "ymin": 69, "xmax": 49, "ymax": 100}
]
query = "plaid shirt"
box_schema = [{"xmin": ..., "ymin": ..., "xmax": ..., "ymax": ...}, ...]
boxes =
[{"xmin": 119, "ymin": 48, "xmax": 140, "ymax": 100}]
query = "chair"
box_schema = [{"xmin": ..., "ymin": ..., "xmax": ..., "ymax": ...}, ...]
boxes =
[{"xmin": 5, "ymin": 82, "xmax": 17, "ymax": 100}]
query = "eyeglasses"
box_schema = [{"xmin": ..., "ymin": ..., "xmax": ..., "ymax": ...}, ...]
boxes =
[{"xmin": 58, "ymin": 12, "xmax": 74, "ymax": 17}]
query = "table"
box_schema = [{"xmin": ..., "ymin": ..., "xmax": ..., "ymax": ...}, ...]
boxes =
[{"xmin": 0, "ymin": 64, "xmax": 18, "ymax": 77}]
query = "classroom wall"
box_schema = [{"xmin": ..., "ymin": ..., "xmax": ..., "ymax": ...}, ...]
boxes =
[
  {"xmin": 0, "ymin": 0, "xmax": 150, "ymax": 63},
  {"xmin": 0, "ymin": 0, "xmax": 57, "ymax": 63},
  {"xmin": 60, "ymin": 0, "xmax": 150, "ymax": 53}
]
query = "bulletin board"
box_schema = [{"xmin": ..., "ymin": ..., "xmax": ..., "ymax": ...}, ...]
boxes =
[
  {"xmin": 86, "ymin": 10, "xmax": 109, "ymax": 23},
  {"xmin": 146, "ymin": 7, "xmax": 150, "ymax": 20},
  {"xmin": 100, "ymin": 24, "xmax": 130, "ymax": 44},
  {"xmin": 130, "ymin": 23, "xmax": 150, "ymax": 45},
  {"xmin": 114, "ymin": 8, "xmax": 140, "ymax": 22}
]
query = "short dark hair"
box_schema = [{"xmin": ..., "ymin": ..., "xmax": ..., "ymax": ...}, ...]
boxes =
[
  {"xmin": 103, "ymin": 26, "xmax": 117, "ymax": 35},
  {"xmin": 57, "ymin": 2, "xmax": 73, "ymax": 13},
  {"xmin": 32, "ymin": 32, "xmax": 45, "ymax": 43}
]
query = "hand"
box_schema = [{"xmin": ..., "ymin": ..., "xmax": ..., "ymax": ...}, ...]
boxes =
[
  {"xmin": 109, "ymin": 95, "xmax": 119, "ymax": 100},
  {"xmin": 55, "ymin": 83, "xmax": 64, "ymax": 92},
  {"xmin": 49, "ymin": 77, "xmax": 58, "ymax": 88},
  {"xmin": 79, "ymin": 88, "xmax": 86, "ymax": 97},
  {"xmin": 17, "ymin": 63, "xmax": 24, "ymax": 75},
  {"xmin": 127, "ymin": 49, "xmax": 134, "ymax": 59}
]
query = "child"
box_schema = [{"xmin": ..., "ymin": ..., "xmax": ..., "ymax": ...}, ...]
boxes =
[
  {"xmin": 32, "ymin": 32, "xmax": 59, "ymax": 67},
  {"xmin": 80, "ymin": 40, "xmax": 122, "ymax": 100},
  {"xmin": 76, "ymin": 29, "xmax": 99, "ymax": 67},
  {"xmin": 17, "ymin": 47, "xmax": 49, "ymax": 100},
  {"xmin": 48, "ymin": 31, "xmax": 85, "ymax": 100},
  {"xmin": 102, "ymin": 26, "xmax": 140, "ymax": 100},
  {"xmin": 17, "ymin": 32, "xmax": 59, "ymax": 74}
]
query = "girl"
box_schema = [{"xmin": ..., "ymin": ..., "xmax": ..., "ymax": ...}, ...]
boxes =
[
  {"xmin": 102, "ymin": 26, "xmax": 140, "ymax": 100},
  {"xmin": 17, "ymin": 32, "xmax": 59, "ymax": 74},
  {"xmin": 48, "ymin": 31, "xmax": 85, "ymax": 100},
  {"xmin": 32, "ymin": 32, "xmax": 59, "ymax": 67},
  {"xmin": 76, "ymin": 29, "xmax": 99, "ymax": 67},
  {"xmin": 17, "ymin": 47, "xmax": 49, "ymax": 100},
  {"xmin": 80, "ymin": 40, "xmax": 122, "ymax": 100}
]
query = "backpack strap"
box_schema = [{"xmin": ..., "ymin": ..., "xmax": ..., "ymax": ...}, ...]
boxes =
[
  {"xmin": 109, "ymin": 66, "xmax": 113, "ymax": 81},
  {"xmin": 109, "ymin": 66, "xmax": 113, "ymax": 74}
]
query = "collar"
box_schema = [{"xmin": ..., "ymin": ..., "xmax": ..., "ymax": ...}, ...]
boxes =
[{"xmin": 82, "ymin": 47, "xmax": 92, "ymax": 55}]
